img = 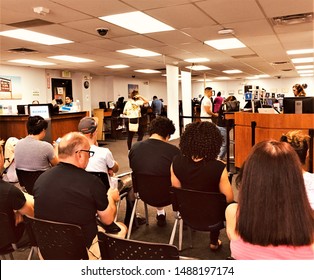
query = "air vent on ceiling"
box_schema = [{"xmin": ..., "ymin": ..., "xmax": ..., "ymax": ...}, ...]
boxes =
[
  {"xmin": 232, "ymin": 54, "xmax": 258, "ymax": 59},
  {"xmin": 271, "ymin": 61, "xmax": 289, "ymax": 65},
  {"xmin": 271, "ymin": 13, "xmax": 313, "ymax": 26},
  {"xmin": 8, "ymin": 19, "xmax": 53, "ymax": 28},
  {"xmin": 282, "ymin": 69, "xmax": 293, "ymax": 72},
  {"xmin": 8, "ymin": 48, "xmax": 38, "ymax": 53}
]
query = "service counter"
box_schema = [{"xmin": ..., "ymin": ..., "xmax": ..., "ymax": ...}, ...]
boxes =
[
  {"xmin": 234, "ymin": 112, "xmax": 314, "ymax": 172},
  {"xmin": 0, "ymin": 111, "xmax": 87, "ymax": 143}
]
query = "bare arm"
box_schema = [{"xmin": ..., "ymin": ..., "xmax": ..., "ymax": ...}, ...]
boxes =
[
  {"xmin": 225, "ymin": 203, "xmax": 238, "ymax": 241},
  {"xmin": 108, "ymin": 161, "xmax": 119, "ymax": 176},
  {"xmin": 204, "ymin": 104, "xmax": 218, "ymax": 117},
  {"xmin": 170, "ymin": 164, "xmax": 181, "ymax": 188},
  {"xmin": 97, "ymin": 188, "xmax": 119, "ymax": 225},
  {"xmin": 49, "ymin": 156, "xmax": 59, "ymax": 166},
  {"xmin": 219, "ymin": 168, "xmax": 234, "ymax": 203}
]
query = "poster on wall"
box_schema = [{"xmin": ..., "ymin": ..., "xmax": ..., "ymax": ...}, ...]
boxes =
[
  {"xmin": 0, "ymin": 75, "xmax": 22, "ymax": 99},
  {"xmin": 128, "ymin": 84, "xmax": 139, "ymax": 98}
]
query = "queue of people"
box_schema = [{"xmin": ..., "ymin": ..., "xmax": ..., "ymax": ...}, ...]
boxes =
[{"xmin": 0, "ymin": 87, "xmax": 313, "ymax": 260}]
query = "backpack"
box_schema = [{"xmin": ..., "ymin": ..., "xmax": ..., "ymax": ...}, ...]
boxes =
[{"xmin": 224, "ymin": 100, "xmax": 240, "ymax": 112}]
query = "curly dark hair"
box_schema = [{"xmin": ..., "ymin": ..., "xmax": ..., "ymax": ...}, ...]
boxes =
[
  {"xmin": 179, "ymin": 121, "xmax": 222, "ymax": 161},
  {"xmin": 27, "ymin": 116, "xmax": 48, "ymax": 135},
  {"xmin": 148, "ymin": 116, "xmax": 176, "ymax": 139}
]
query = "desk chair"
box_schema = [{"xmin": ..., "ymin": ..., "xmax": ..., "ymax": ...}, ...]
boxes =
[
  {"xmin": 23, "ymin": 215, "xmax": 88, "ymax": 260},
  {"xmin": 169, "ymin": 187, "xmax": 227, "ymax": 251},
  {"xmin": 15, "ymin": 169, "xmax": 44, "ymax": 195},
  {"xmin": 98, "ymin": 232, "xmax": 179, "ymax": 260},
  {"xmin": 126, "ymin": 173, "xmax": 172, "ymax": 239},
  {"xmin": 0, "ymin": 212, "xmax": 33, "ymax": 260}
]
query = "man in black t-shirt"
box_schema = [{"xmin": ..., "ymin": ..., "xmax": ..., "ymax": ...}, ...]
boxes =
[{"xmin": 129, "ymin": 117, "xmax": 180, "ymax": 227}]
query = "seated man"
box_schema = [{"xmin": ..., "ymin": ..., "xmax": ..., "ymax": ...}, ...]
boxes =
[
  {"xmin": 33, "ymin": 132, "xmax": 126, "ymax": 259},
  {"xmin": 15, "ymin": 116, "xmax": 59, "ymax": 171},
  {"xmin": 0, "ymin": 141, "xmax": 34, "ymax": 247},
  {"xmin": 128, "ymin": 116, "xmax": 180, "ymax": 226}
]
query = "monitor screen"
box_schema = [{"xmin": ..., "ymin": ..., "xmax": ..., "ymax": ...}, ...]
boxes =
[
  {"xmin": 28, "ymin": 104, "xmax": 53, "ymax": 119},
  {"xmin": 283, "ymin": 97, "xmax": 314, "ymax": 114}
]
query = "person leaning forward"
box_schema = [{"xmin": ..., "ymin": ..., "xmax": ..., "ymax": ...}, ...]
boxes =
[{"xmin": 33, "ymin": 132, "xmax": 127, "ymax": 259}]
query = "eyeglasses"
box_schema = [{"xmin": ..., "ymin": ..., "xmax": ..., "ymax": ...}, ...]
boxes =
[{"xmin": 75, "ymin": 149, "xmax": 95, "ymax": 157}]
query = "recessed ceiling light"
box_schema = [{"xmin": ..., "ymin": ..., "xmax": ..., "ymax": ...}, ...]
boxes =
[
  {"xmin": 295, "ymin": 65, "xmax": 314, "ymax": 69},
  {"xmin": 184, "ymin": 58, "xmax": 210, "ymax": 63},
  {"xmin": 117, "ymin": 48, "xmax": 161, "ymax": 57},
  {"xmin": 204, "ymin": 38, "xmax": 246, "ymax": 50},
  {"xmin": 105, "ymin": 64, "xmax": 129, "ymax": 69},
  {"xmin": 287, "ymin": 48, "xmax": 314, "ymax": 55},
  {"xmin": 48, "ymin": 55, "xmax": 94, "ymax": 63},
  {"xmin": 134, "ymin": 69, "xmax": 161, "ymax": 74},
  {"xmin": 0, "ymin": 29, "xmax": 73, "ymax": 45},
  {"xmin": 185, "ymin": 65, "xmax": 211, "ymax": 71},
  {"xmin": 299, "ymin": 74, "xmax": 313, "ymax": 77},
  {"xmin": 8, "ymin": 59, "xmax": 56, "ymax": 66},
  {"xmin": 297, "ymin": 70, "xmax": 314, "ymax": 74},
  {"xmin": 223, "ymin": 69, "xmax": 243, "ymax": 74},
  {"xmin": 256, "ymin": 74, "xmax": 270, "ymax": 78},
  {"xmin": 197, "ymin": 79, "xmax": 212, "ymax": 82},
  {"xmin": 99, "ymin": 11, "xmax": 174, "ymax": 34},
  {"xmin": 291, "ymin": 57, "xmax": 314, "ymax": 63}
]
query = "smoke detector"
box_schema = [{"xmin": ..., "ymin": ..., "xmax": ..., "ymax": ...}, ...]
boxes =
[{"xmin": 33, "ymin": 7, "xmax": 50, "ymax": 16}]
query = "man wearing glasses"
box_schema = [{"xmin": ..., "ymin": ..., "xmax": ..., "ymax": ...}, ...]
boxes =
[{"xmin": 33, "ymin": 132, "xmax": 126, "ymax": 259}]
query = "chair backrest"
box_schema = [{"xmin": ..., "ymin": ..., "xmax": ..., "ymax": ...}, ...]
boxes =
[
  {"xmin": 98, "ymin": 232, "xmax": 179, "ymax": 260},
  {"xmin": 132, "ymin": 173, "xmax": 172, "ymax": 207},
  {"xmin": 23, "ymin": 215, "xmax": 88, "ymax": 260},
  {"xmin": 0, "ymin": 212, "xmax": 16, "ymax": 250},
  {"xmin": 170, "ymin": 187, "xmax": 227, "ymax": 231},
  {"xmin": 15, "ymin": 169, "xmax": 44, "ymax": 195},
  {"xmin": 88, "ymin": 171, "xmax": 110, "ymax": 192}
]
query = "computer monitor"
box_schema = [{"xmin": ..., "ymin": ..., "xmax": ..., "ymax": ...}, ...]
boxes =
[
  {"xmin": 28, "ymin": 104, "xmax": 53, "ymax": 119},
  {"xmin": 283, "ymin": 97, "xmax": 314, "ymax": 114},
  {"xmin": 99, "ymin": 101, "xmax": 107, "ymax": 109},
  {"xmin": 17, "ymin": 104, "xmax": 26, "ymax": 114},
  {"xmin": 245, "ymin": 92, "xmax": 252, "ymax": 101}
]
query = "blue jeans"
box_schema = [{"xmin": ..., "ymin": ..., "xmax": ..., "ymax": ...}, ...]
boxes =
[{"xmin": 217, "ymin": 126, "xmax": 227, "ymax": 159}]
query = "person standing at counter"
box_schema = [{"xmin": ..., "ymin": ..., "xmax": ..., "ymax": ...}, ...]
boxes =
[
  {"xmin": 15, "ymin": 116, "xmax": 59, "ymax": 171},
  {"xmin": 123, "ymin": 90, "xmax": 149, "ymax": 151},
  {"xmin": 292, "ymin": 84, "xmax": 306, "ymax": 97},
  {"xmin": 200, "ymin": 87, "xmax": 218, "ymax": 122}
]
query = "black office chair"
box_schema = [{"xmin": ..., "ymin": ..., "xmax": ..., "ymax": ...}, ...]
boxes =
[
  {"xmin": 23, "ymin": 215, "xmax": 89, "ymax": 260},
  {"xmin": 15, "ymin": 169, "xmax": 44, "ymax": 195},
  {"xmin": 0, "ymin": 212, "xmax": 33, "ymax": 260},
  {"xmin": 126, "ymin": 173, "xmax": 172, "ymax": 239},
  {"xmin": 98, "ymin": 232, "xmax": 179, "ymax": 260},
  {"xmin": 169, "ymin": 187, "xmax": 227, "ymax": 251}
]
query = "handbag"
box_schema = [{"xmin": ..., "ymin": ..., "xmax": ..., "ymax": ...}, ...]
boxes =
[{"xmin": 129, "ymin": 118, "xmax": 139, "ymax": 132}]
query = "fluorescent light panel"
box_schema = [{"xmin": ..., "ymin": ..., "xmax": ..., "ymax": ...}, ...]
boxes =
[
  {"xmin": 291, "ymin": 57, "xmax": 314, "ymax": 63},
  {"xmin": 204, "ymin": 38, "xmax": 246, "ymax": 50},
  {"xmin": 287, "ymin": 48, "xmax": 314, "ymax": 55},
  {"xmin": 185, "ymin": 65, "xmax": 211, "ymax": 71},
  {"xmin": 117, "ymin": 48, "xmax": 161, "ymax": 57},
  {"xmin": 297, "ymin": 70, "xmax": 314, "ymax": 74},
  {"xmin": 184, "ymin": 58, "xmax": 210, "ymax": 63},
  {"xmin": 223, "ymin": 69, "xmax": 243, "ymax": 74},
  {"xmin": 134, "ymin": 69, "xmax": 161, "ymax": 74},
  {"xmin": 105, "ymin": 65, "xmax": 129, "ymax": 69},
  {"xmin": 300, "ymin": 74, "xmax": 313, "ymax": 77},
  {"xmin": 295, "ymin": 65, "xmax": 314, "ymax": 69},
  {"xmin": 48, "ymin": 55, "xmax": 94, "ymax": 63},
  {"xmin": 215, "ymin": 76, "xmax": 231, "ymax": 80},
  {"xmin": 99, "ymin": 11, "xmax": 174, "ymax": 34},
  {"xmin": 8, "ymin": 59, "xmax": 56, "ymax": 66},
  {"xmin": 0, "ymin": 29, "xmax": 73, "ymax": 45}
]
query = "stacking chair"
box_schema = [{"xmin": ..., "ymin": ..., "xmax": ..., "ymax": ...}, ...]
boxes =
[
  {"xmin": 15, "ymin": 169, "xmax": 44, "ymax": 195},
  {"xmin": 23, "ymin": 215, "xmax": 88, "ymax": 260},
  {"xmin": 98, "ymin": 232, "xmax": 179, "ymax": 260},
  {"xmin": 126, "ymin": 173, "xmax": 172, "ymax": 239},
  {"xmin": 0, "ymin": 212, "xmax": 33, "ymax": 260},
  {"xmin": 169, "ymin": 187, "xmax": 227, "ymax": 251}
]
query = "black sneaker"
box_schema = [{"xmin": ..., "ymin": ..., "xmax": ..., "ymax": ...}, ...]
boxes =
[
  {"xmin": 156, "ymin": 214, "xmax": 166, "ymax": 227},
  {"xmin": 136, "ymin": 215, "xmax": 146, "ymax": 225}
]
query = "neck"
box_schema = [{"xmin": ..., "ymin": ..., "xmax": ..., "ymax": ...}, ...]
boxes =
[{"xmin": 150, "ymin": 133, "xmax": 168, "ymax": 142}]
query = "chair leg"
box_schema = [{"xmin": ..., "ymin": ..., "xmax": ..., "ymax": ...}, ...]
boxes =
[
  {"xmin": 27, "ymin": 246, "xmax": 38, "ymax": 260},
  {"xmin": 188, "ymin": 227, "xmax": 193, "ymax": 248},
  {"xmin": 144, "ymin": 203, "xmax": 149, "ymax": 225},
  {"xmin": 179, "ymin": 218, "xmax": 183, "ymax": 251},
  {"xmin": 126, "ymin": 198, "xmax": 138, "ymax": 239},
  {"xmin": 169, "ymin": 211, "xmax": 179, "ymax": 247}
]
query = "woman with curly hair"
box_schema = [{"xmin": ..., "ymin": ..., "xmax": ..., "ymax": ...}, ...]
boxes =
[{"xmin": 170, "ymin": 121, "xmax": 234, "ymax": 250}]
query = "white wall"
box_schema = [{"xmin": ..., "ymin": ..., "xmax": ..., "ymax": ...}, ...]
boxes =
[{"xmin": 1, "ymin": 64, "xmax": 313, "ymax": 114}]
